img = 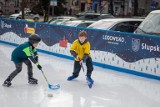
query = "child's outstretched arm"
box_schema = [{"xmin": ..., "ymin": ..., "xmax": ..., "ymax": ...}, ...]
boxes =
[
  {"xmin": 28, "ymin": 56, "xmax": 42, "ymax": 70},
  {"xmin": 33, "ymin": 48, "xmax": 38, "ymax": 61},
  {"xmin": 70, "ymin": 50, "xmax": 77, "ymax": 58},
  {"xmin": 23, "ymin": 47, "xmax": 42, "ymax": 70}
]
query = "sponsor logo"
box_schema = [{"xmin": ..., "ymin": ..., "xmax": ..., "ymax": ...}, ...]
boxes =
[
  {"xmin": 132, "ymin": 38, "xmax": 160, "ymax": 52},
  {"xmin": 24, "ymin": 24, "xmax": 35, "ymax": 34},
  {"xmin": 102, "ymin": 35, "xmax": 124, "ymax": 42},
  {"xmin": 1, "ymin": 20, "xmax": 12, "ymax": 29},
  {"xmin": 132, "ymin": 38, "xmax": 140, "ymax": 52},
  {"xmin": 142, "ymin": 43, "xmax": 160, "ymax": 52},
  {"xmin": 102, "ymin": 35, "xmax": 125, "ymax": 45}
]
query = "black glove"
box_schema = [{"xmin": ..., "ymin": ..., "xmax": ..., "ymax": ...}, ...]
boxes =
[
  {"xmin": 37, "ymin": 64, "xmax": 42, "ymax": 70},
  {"xmin": 34, "ymin": 56, "xmax": 38, "ymax": 62}
]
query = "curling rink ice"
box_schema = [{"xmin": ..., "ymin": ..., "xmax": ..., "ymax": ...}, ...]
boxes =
[{"xmin": 0, "ymin": 43, "xmax": 160, "ymax": 107}]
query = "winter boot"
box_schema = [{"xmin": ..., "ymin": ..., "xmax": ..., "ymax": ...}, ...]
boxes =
[
  {"xmin": 28, "ymin": 77, "xmax": 38, "ymax": 84},
  {"xmin": 67, "ymin": 75, "xmax": 77, "ymax": 81},
  {"xmin": 3, "ymin": 80, "xmax": 12, "ymax": 87}
]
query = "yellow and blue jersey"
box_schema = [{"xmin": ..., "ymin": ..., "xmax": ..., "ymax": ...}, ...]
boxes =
[{"xmin": 70, "ymin": 39, "xmax": 90, "ymax": 61}]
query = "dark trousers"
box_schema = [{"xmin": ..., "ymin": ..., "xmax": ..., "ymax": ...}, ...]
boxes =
[
  {"xmin": 6, "ymin": 59, "xmax": 33, "ymax": 81},
  {"xmin": 72, "ymin": 57, "xmax": 93, "ymax": 78}
]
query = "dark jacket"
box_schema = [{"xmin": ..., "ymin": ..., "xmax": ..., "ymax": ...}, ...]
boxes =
[{"xmin": 11, "ymin": 42, "xmax": 38, "ymax": 63}]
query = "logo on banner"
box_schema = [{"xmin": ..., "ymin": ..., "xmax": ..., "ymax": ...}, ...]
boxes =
[
  {"xmin": 1, "ymin": 20, "xmax": 4, "ymax": 29},
  {"xmin": 132, "ymin": 38, "xmax": 140, "ymax": 52},
  {"xmin": 1, "ymin": 20, "xmax": 12, "ymax": 29},
  {"xmin": 24, "ymin": 24, "xmax": 35, "ymax": 34},
  {"xmin": 102, "ymin": 35, "xmax": 125, "ymax": 45}
]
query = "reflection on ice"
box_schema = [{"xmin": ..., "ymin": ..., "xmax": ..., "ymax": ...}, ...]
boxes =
[{"xmin": 0, "ymin": 43, "xmax": 160, "ymax": 107}]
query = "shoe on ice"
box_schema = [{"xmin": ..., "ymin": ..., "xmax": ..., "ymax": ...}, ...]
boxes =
[
  {"xmin": 86, "ymin": 76, "xmax": 94, "ymax": 84},
  {"xmin": 86, "ymin": 76, "xmax": 94, "ymax": 88},
  {"xmin": 67, "ymin": 76, "xmax": 77, "ymax": 81},
  {"xmin": 28, "ymin": 77, "xmax": 38, "ymax": 84},
  {"xmin": 3, "ymin": 80, "xmax": 12, "ymax": 87}
]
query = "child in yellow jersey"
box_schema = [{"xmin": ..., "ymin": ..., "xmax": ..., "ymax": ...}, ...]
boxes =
[{"xmin": 67, "ymin": 30, "xmax": 94, "ymax": 83}]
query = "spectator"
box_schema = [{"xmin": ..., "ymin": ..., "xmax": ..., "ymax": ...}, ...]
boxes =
[
  {"xmin": 0, "ymin": 10, "xmax": 3, "ymax": 18},
  {"xmin": 69, "ymin": 8, "xmax": 72, "ymax": 15}
]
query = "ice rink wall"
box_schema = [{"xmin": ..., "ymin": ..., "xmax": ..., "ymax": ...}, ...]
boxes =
[{"xmin": 0, "ymin": 18, "xmax": 160, "ymax": 80}]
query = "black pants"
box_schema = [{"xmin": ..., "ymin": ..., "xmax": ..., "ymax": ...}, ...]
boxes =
[
  {"xmin": 72, "ymin": 57, "xmax": 93, "ymax": 78},
  {"xmin": 6, "ymin": 59, "xmax": 33, "ymax": 81}
]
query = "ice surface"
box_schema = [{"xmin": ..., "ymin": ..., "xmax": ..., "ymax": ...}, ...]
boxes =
[{"xmin": 0, "ymin": 43, "xmax": 160, "ymax": 107}]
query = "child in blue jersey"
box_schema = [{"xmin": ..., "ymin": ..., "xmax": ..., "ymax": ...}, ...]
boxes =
[{"xmin": 3, "ymin": 34, "xmax": 42, "ymax": 87}]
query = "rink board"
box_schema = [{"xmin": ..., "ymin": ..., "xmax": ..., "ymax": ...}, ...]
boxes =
[{"xmin": 0, "ymin": 18, "xmax": 160, "ymax": 80}]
